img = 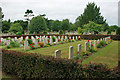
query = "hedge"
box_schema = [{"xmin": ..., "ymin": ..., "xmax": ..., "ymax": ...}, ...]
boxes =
[
  {"xmin": 2, "ymin": 49, "xmax": 120, "ymax": 79},
  {"xmin": 1, "ymin": 34, "xmax": 120, "ymax": 40}
]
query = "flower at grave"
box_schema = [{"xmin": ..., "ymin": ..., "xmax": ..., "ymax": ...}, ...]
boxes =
[
  {"xmin": 58, "ymin": 39, "xmax": 61, "ymax": 42},
  {"xmin": 23, "ymin": 36, "xmax": 26, "ymax": 40},
  {"xmin": 0, "ymin": 40, "xmax": 1, "ymax": 43},
  {"xmin": 30, "ymin": 44, "xmax": 31, "ymax": 46},
  {"xmin": 38, "ymin": 38, "xmax": 40, "ymax": 39},
  {"xmin": 32, "ymin": 43, "xmax": 35, "ymax": 45},
  {"xmin": 38, "ymin": 42, "xmax": 44, "ymax": 47},
  {"xmin": 77, "ymin": 52, "xmax": 79, "ymax": 54},
  {"xmin": 88, "ymin": 40, "xmax": 89, "ymax": 42},
  {"xmin": 91, "ymin": 44, "xmax": 93, "ymax": 46},
  {"xmin": 48, "ymin": 40, "xmax": 50, "ymax": 43},
  {"xmin": 76, "ymin": 60, "xmax": 79, "ymax": 62},
  {"xmin": 32, "ymin": 46, "xmax": 33, "ymax": 47}
]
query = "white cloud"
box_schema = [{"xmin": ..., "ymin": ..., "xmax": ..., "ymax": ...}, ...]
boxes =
[{"xmin": 1, "ymin": 0, "xmax": 119, "ymax": 25}]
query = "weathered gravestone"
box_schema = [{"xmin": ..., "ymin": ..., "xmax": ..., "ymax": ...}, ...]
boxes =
[
  {"xmin": 69, "ymin": 46, "xmax": 74, "ymax": 59},
  {"xmin": 55, "ymin": 50, "xmax": 61, "ymax": 58}
]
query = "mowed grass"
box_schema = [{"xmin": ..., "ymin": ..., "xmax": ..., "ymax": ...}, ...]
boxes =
[
  {"xmin": 82, "ymin": 41, "xmax": 118, "ymax": 68},
  {"xmin": 6, "ymin": 40, "xmax": 88, "ymax": 58}
]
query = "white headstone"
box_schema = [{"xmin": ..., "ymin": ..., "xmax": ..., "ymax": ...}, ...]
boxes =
[
  {"xmin": 98, "ymin": 39, "xmax": 100, "ymax": 44},
  {"xmin": 90, "ymin": 41, "xmax": 92, "ymax": 49},
  {"xmin": 85, "ymin": 42, "xmax": 87, "ymax": 51},
  {"xmin": 55, "ymin": 50, "xmax": 61, "ymax": 58},
  {"xmin": 25, "ymin": 36, "xmax": 29, "ymax": 40},
  {"xmin": 43, "ymin": 38, "xmax": 46, "ymax": 46},
  {"xmin": 76, "ymin": 36, "xmax": 77, "ymax": 40},
  {"xmin": 24, "ymin": 40, "xmax": 29, "ymax": 50},
  {"xmin": 6, "ymin": 40, "xmax": 10, "ymax": 46},
  {"xmin": 73, "ymin": 36, "xmax": 74, "ymax": 40},
  {"xmin": 69, "ymin": 36, "xmax": 71, "ymax": 39},
  {"xmin": 50, "ymin": 37, "xmax": 53, "ymax": 45},
  {"xmin": 55, "ymin": 38, "xmax": 58, "ymax": 44},
  {"xmin": 78, "ymin": 44, "xmax": 81, "ymax": 54},
  {"xmin": 15, "ymin": 37, "xmax": 17, "ymax": 41},
  {"xmin": 61, "ymin": 37, "xmax": 63, "ymax": 42},
  {"xmin": 69, "ymin": 46, "xmax": 74, "ymax": 59},
  {"xmin": 35, "ymin": 39, "xmax": 38, "ymax": 48}
]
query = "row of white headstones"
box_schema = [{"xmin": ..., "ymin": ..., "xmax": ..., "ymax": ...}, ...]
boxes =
[
  {"xmin": 54, "ymin": 36, "xmax": 111, "ymax": 59},
  {"xmin": 1, "ymin": 35, "xmax": 81, "ymax": 50}
]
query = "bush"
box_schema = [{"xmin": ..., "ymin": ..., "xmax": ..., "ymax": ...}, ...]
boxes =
[
  {"xmin": 43, "ymin": 31, "xmax": 47, "ymax": 34},
  {"xmin": 30, "ymin": 45, "xmax": 35, "ymax": 50},
  {"xmin": 59, "ymin": 30, "xmax": 63, "ymax": 34},
  {"xmin": 107, "ymin": 30, "xmax": 111, "ymax": 34},
  {"xmin": 100, "ymin": 41, "xmax": 106, "ymax": 47},
  {"xmin": 16, "ymin": 32, "xmax": 22, "ymax": 35},
  {"xmin": 52, "ymin": 36, "xmax": 56, "ymax": 42},
  {"xmin": 6, "ymin": 46, "xmax": 10, "ymax": 49},
  {"xmin": 97, "ymin": 43, "xmax": 102, "ymax": 48},
  {"xmin": 116, "ymin": 28, "xmax": 120, "ymax": 35},
  {"xmin": 10, "ymin": 41, "xmax": 20, "ymax": 48},
  {"xmin": 85, "ymin": 63, "xmax": 120, "ymax": 78},
  {"xmin": 2, "ymin": 49, "xmax": 120, "ymax": 78},
  {"xmin": 27, "ymin": 39, "xmax": 32, "ymax": 44}
]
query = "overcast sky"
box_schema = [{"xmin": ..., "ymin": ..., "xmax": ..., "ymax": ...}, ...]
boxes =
[{"xmin": 1, "ymin": 0, "xmax": 119, "ymax": 26}]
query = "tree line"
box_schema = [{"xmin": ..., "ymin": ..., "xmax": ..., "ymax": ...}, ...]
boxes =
[{"xmin": 1, "ymin": 2, "xmax": 120, "ymax": 34}]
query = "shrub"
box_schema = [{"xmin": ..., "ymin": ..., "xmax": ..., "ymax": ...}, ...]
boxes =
[
  {"xmin": 2, "ymin": 49, "xmax": 119, "ymax": 78},
  {"xmin": 97, "ymin": 43, "xmax": 102, "ymax": 48},
  {"xmin": 107, "ymin": 30, "xmax": 111, "ymax": 34},
  {"xmin": 10, "ymin": 41, "xmax": 20, "ymax": 48},
  {"xmin": 116, "ymin": 28, "xmax": 120, "ymax": 35},
  {"xmin": 16, "ymin": 32, "xmax": 22, "ymax": 35},
  {"xmin": 27, "ymin": 39, "xmax": 32, "ymax": 44},
  {"xmin": 100, "ymin": 41, "xmax": 106, "ymax": 46},
  {"xmin": 59, "ymin": 30, "xmax": 63, "ymax": 34},
  {"xmin": 30, "ymin": 45, "xmax": 35, "ymax": 50},
  {"xmin": 6, "ymin": 46, "xmax": 10, "ymax": 49},
  {"xmin": 43, "ymin": 31, "xmax": 47, "ymax": 34},
  {"xmin": 84, "ymin": 63, "xmax": 120, "ymax": 78},
  {"xmin": 52, "ymin": 36, "xmax": 56, "ymax": 42}
]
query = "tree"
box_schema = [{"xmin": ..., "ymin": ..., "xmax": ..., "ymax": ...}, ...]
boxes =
[
  {"xmin": 61, "ymin": 19, "xmax": 70, "ymax": 34},
  {"xmin": 0, "ymin": 7, "xmax": 4, "ymax": 20},
  {"xmin": 51, "ymin": 20, "xmax": 62, "ymax": 32},
  {"xmin": 109, "ymin": 25, "xmax": 119, "ymax": 32},
  {"xmin": 29, "ymin": 16, "xmax": 47, "ymax": 33},
  {"xmin": 14, "ymin": 20, "xmax": 28, "ymax": 31},
  {"xmin": 2, "ymin": 20, "xmax": 11, "ymax": 33},
  {"xmin": 75, "ymin": 2, "xmax": 106, "ymax": 28},
  {"xmin": 78, "ymin": 27, "xmax": 82, "ymax": 34},
  {"xmin": 24, "ymin": 9, "xmax": 34, "ymax": 31},
  {"xmin": 83, "ymin": 21, "xmax": 102, "ymax": 34},
  {"xmin": 9, "ymin": 23, "xmax": 23, "ymax": 33}
]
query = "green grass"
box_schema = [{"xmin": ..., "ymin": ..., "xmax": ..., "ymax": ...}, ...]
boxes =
[
  {"xmin": 82, "ymin": 41, "xmax": 118, "ymax": 68},
  {"xmin": 5, "ymin": 40, "xmax": 88, "ymax": 58}
]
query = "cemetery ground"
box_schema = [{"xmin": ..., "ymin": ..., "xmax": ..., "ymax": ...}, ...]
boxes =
[
  {"xmin": 1, "ymin": 40, "xmax": 118, "ymax": 68},
  {"xmin": 1, "ymin": 40, "xmax": 87, "ymax": 58},
  {"xmin": 82, "ymin": 41, "xmax": 118, "ymax": 68},
  {"xmin": 1, "ymin": 40, "xmax": 119, "ymax": 78}
]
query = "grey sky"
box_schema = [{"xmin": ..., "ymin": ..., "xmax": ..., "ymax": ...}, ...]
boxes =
[{"xmin": 1, "ymin": 0, "xmax": 119, "ymax": 26}]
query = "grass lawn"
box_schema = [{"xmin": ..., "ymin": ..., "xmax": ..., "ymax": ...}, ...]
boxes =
[
  {"xmin": 82, "ymin": 41, "xmax": 118, "ymax": 68},
  {"xmin": 3, "ymin": 40, "xmax": 88, "ymax": 58}
]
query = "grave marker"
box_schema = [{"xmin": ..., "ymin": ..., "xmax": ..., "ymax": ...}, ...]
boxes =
[
  {"xmin": 55, "ymin": 50, "xmax": 61, "ymax": 58},
  {"xmin": 69, "ymin": 46, "xmax": 74, "ymax": 59}
]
